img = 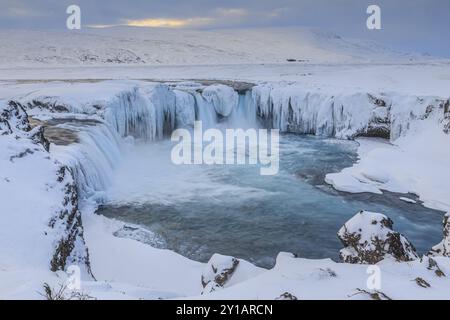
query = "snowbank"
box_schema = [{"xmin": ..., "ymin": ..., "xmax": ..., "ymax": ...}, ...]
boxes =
[{"xmin": 326, "ymin": 116, "xmax": 450, "ymax": 212}]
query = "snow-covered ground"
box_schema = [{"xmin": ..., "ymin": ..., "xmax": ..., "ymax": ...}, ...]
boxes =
[
  {"xmin": 0, "ymin": 27, "xmax": 450, "ymax": 300},
  {"xmin": 0, "ymin": 27, "xmax": 430, "ymax": 68}
]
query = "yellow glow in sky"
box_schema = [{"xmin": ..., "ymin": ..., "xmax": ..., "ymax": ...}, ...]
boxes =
[{"xmin": 125, "ymin": 18, "xmax": 213, "ymax": 28}]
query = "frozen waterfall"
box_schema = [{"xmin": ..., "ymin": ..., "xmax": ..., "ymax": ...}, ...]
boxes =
[{"xmin": 46, "ymin": 81, "xmax": 449, "ymax": 202}]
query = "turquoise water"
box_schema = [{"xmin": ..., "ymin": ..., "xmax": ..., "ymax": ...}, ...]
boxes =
[{"xmin": 98, "ymin": 134, "xmax": 443, "ymax": 268}]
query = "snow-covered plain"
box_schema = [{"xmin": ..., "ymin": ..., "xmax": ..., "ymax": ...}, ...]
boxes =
[
  {"xmin": 0, "ymin": 27, "xmax": 450, "ymax": 300},
  {"xmin": 0, "ymin": 27, "xmax": 429, "ymax": 68}
]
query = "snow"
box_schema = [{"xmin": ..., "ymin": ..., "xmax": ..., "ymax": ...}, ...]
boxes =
[
  {"xmin": 194, "ymin": 253, "xmax": 450, "ymax": 300},
  {"xmin": 0, "ymin": 101, "xmax": 89, "ymax": 299},
  {"xmin": 0, "ymin": 26, "xmax": 450, "ymax": 300},
  {"xmin": 326, "ymin": 116, "xmax": 450, "ymax": 212},
  {"xmin": 0, "ymin": 27, "xmax": 429, "ymax": 69},
  {"xmin": 400, "ymin": 197, "xmax": 418, "ymax": 204},
  {"xmin": 81, "ymin": 209, "xmax": 204, "ymax": 297}
]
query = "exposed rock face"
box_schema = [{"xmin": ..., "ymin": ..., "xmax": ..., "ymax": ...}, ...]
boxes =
[
  {"xmin": 29, "ymin": 125, "xmax": 50, "ymax": 152},
  {"xmin": 25, "ymin": 99, "xmax": 70, "ymax": 113},
  {"xmin": 362, "ymin": 95, "xmax": 391, "ymax": 139},
  {"xmin": 1, "ymin": 101, "xmax": 50, "ymax": 151},
  {"xmin": 424, "ymin": 256, "xmax": 446, "ymax": 277},
  {"xmin": 429, "ymin": 213, "xmax": 450, "ymax": 257},
  {"xmin": 49, "ymin": 166, "xmax": 92, "ymax": 276},
  {"xmin": 1, "ymin": 101, "xmax": 91, "ymax": 276},
  {"xmin": 338, "ymin": 211, "xmax": 418, "ymax": 264},
  {"xmin": 201, "ymin": 254, "xmax": 240, "ymax": 295},
  {"xmin": 275, "ymin": 292, "xmax": 298, "ymax": 300},
  {"xmin": 443, "ymin": 100, "xmax": 450, "ymax": 134},
  {"xmin": 1, "ymin": 101, "xmax": 31, "ymax": 134}
]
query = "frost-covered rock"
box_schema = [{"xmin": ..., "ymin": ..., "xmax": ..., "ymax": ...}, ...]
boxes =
[
  {"xmin": 275, "ymin": 292, "xmax": 298, "ymax": 300},
  {"xmin": 202, "ymin": 84, "xmax": 238, "ymax": 117},
  {"xmin": 200, "ymin": 254, "xmax": 264, "ymax": 295},
  {"xmin": 443, "ymin": 100, "xmax": 450, "ymax": 134},
  {"xmin": 1, "ymin": 101, "xmax": 50, "ymax": 152},
  {"xmin": 49, "ymin": 166, "xmax": 92, "ymax": 275},
  {"xmin": 338, "ymin": 211, "xmax": 418, "ymax": 264},
  {"xmin": 363, "ymin": 95, "xmax": 391, "ymax": 139},
  {"xmin": 201, "ymin": 254, "xmax": 239, "ymax": 294},
  {"xmin": 429, "ymin": 213, "xmax": 450, "ymax": 257},
  {"xmin": 1, "ymin": 101, "xmax": 31, "ymax": 134},
  {"xmin": 29, "ymin": 125, "xmax": 50, "ymax": 152}
]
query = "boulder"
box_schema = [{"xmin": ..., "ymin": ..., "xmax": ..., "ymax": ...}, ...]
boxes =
[
  {"xmin": 201, "ymin": 254, "xmax": 239, "ymax": 294},
  {"xmin": 338, "ymin": 211, "xmax": 418, "ymax": 264}
]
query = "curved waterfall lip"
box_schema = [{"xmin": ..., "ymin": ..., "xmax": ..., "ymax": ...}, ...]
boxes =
[
  {"xmin": 38, "ymin": 80, "xmax": 447, "ymax": 268},
  {"xmin": 38, "ymin": 81, "xmax": 450, "ymax": 205},
  {"xmin": 50, "ymin": 118, "xmax": 124, "ymax": 201}
]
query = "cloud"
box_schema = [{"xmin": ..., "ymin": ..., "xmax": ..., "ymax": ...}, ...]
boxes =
[
  {"xmin": 89, "ymin": 6, "xmax": 249, "ymax": 29},
  {"xmin": 214, "ymin": 8, "xmax": 248, "ymax": 17},
  {"xmin": 123, "ymin": 17, "xmax": 214, "ymax": 28}
]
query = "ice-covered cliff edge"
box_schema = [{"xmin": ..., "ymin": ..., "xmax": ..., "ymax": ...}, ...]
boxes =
[{"xmin": 0, "ymin": 101, "xmax": 91, "ymax": 298}]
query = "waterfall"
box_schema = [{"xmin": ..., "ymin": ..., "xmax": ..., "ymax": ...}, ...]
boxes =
[
  {"xmin": 52, "ymin": 121, "xmax": 123, "ymax": 200},
  {"xmin": 104, "ymin": 88, "xmax": 158, "ymax": 142},
  {"xmin": 104, "ymin": 84, "xmax": 177, "ymax": 142},
  {"xmin": 48, "ymin": 82, "xmax": 448, "ymax": 202},
  {"xmin": 228, "ymin": 91, "xmax": 259, "ymax": 129},
  {"xmin": 252, "ymin": 85, "xmax": 377, "ymax": 139}
]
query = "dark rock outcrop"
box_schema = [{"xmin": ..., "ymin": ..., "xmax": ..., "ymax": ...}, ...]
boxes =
[
  {"xmin": 358, "ymin": 94, "xmax": 391, "ymax": 139},
  {"xmin": 201, "ymin": 254, "xmax": 240, "ymax": 295},
  {"xmin": 26, "ymin": 99, "xmax": 69, "ymax": 113},
  {"xmin": 428, "ymin": 213, "xmax": 450, "ymax": 257},
  {"xmin": 49, "ymin": 166, "xmax": 93, "ymax": 277},
  {"xmin": 1, "ymin": 101, "xmax": 31, "ymax": 134},
  {"xmin": 338, "ymin": 211, "xmax": 418, "ymax": 264},
  {"xmin": 29, "ymin": 126, "xmax": 50, "ymax": 152},
  {"xmin": 275, "ymin": 292, "xmax": 298, "ymax": 300},
  {"xmin": 443, "ymin": 100, "xmax": 450, "ymax": 134}
]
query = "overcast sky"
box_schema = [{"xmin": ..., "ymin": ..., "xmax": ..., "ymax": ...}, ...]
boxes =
[{"xmin": 1, "ymin": 0, "xmax": 449, "ymax": 57}]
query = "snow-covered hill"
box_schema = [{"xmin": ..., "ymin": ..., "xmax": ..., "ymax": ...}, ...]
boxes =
[{"xmin": 0, "ymin": 27, "xmax": 427, "ymax": 68}]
